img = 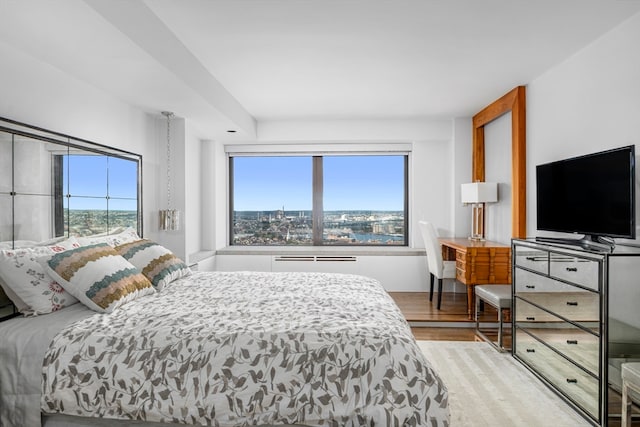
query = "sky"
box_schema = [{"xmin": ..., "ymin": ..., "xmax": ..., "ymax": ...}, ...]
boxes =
[
  {"xmin": 64, "ymin": 155, "xmax": 138, "ymax": 210},
  {"xmin": 62, "ymin": 154, "xmax": 406, "ymax": 212},
  {"xmin": 232, "ymin": 155, "xmax": 405, "ymax": 211}
]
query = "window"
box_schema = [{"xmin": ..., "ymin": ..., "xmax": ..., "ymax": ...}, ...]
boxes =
[
  {"xmin": 55, "ymin": 153, "xmax": 139, "ymax": 237},
  {"xmin": 230, "ymin": 153, "xmax": 408, "ymax": 246}
]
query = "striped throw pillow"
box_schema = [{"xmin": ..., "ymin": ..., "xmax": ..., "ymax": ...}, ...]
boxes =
[
  {"xmin": 115, "ymin": 240, "xmax": 191, "ymax": 291},
  {"xmin": 41, "ymin": 243, "xmax": 154, "ymax": 313}
]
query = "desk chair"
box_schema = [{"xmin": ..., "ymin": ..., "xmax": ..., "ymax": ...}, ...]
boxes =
[{"xmin": 418, "ymin": 221, "xmax": 456, "ymax": 310}]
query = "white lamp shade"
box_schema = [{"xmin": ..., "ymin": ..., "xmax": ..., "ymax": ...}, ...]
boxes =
[{"xmin": 461, "ymin": 182, "xmax": 498, "ymax": 203}]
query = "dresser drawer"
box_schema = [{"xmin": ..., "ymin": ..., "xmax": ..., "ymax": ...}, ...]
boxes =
[
  {"xmin": 515, "ymin": 291, "xmax": 599, "ymax": 323},
  {"xmin": 515, "ymin": 329, "xmax": 599, "ymax": 419},
  {"xmin": 549, "ymin": 253, "xmax": 600, "ymax": 291},
  {"xmin": 515, "ymin": 268, "xmax": 580, "ymax": 293},
  {"xmin": 514, "ymin": 246, "xmax": 548, "ymax": 274},
  {"xmin": 516, "ymin": 300, "xmax": 599, "ymax": 374}
]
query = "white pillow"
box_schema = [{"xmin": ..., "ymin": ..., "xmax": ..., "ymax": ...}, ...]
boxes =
[
  {"xmin": 0, "ymin": 237, "xmax": 80, "ymax": 315},
  {"xmin": 41, "ymin": 243, "xmax": 155, "ymax": 313},
  {"xmin": 76, "ymin": 227, "xmax": 140, "ymax": 248}
]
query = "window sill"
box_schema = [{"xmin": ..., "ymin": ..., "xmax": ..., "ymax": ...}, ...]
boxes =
[{"xmin": 216, "ymin": 246, "xmax": 424, "ymax": 256}]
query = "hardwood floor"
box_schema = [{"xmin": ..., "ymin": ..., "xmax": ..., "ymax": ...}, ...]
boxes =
[{"xmin": 389, "ymin": 291, "xmax": 508, "ymax": 342}]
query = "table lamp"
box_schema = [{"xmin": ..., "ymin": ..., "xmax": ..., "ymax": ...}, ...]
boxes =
[{"xmin": 461, "ymin": 182, "xmax": 498, "ymax": 240}]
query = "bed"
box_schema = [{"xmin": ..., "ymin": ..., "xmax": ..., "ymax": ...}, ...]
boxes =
[
  {"xmin": 0, "ymin": 117, "xmax": 449, "ymax": 426},
  {"xmin": 1, "ymin": 268, "xmax": 449, "ymax": 427}
]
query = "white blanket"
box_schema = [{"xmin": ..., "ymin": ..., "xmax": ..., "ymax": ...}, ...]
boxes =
[
  {"xmin": 0, "ymin": 303, "xmax": 93, "ymax": 427},
  {"xmin": 41, "ymin": 272, "xmax": 449, "ymax": 426}
]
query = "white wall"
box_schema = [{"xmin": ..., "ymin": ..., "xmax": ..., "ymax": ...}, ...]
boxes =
[
  {"xmin": 0, "ymin": 40, "xmax": 161, "ymax": 246},
  {"xmin": 212, "ymin": 140, "xmax": 228, "ymax": 251},
  {"xmin": 184, "ymin": 122, "xmax": 202, "ymax": 260},
  {"xmin": 220, "ymin": 117, "xmax": 466, "ymax": 249},
  {"xmin": 200, "ymin": 141, "xmax": 217, "ymax": 252},
  {"xmin": 528, "ymin": 12, "xmax": 640, "ymax": 237},
  {"xmin": 0, "ymin": 34, "xmax": 476, "ymax": 292},
  {"xmin": 212, "ymin": 117, "xmax": 474, "ymax": 291},
  {"xmin": 527, "ymin": 11, "xmax": 640, "ymax": 328}
]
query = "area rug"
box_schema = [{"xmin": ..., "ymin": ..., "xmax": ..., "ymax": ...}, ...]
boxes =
[{"xmin": 417, "ymin": 340, "xmax": 591, "ymax": 426}]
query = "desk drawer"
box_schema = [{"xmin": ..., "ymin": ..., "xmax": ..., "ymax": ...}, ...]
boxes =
[{"xmin": 516, "ymin": 329, "xmax": 599, "ymax": 420}]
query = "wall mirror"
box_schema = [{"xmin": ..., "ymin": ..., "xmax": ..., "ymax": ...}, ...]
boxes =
[
  {"xmin": 0, "ymin": 117, "xmax": 142, "ymax": 243},
  {"xmin": 472, "ymin": 86, "xmax": 526, "ymax": 238},
  {"xmin": 0, "ymin": 117, "xmax": 142, "ymax": 318}
]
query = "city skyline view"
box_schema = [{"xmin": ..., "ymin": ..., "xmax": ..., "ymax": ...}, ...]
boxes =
[
  {"xmin": 232, "ymin": 155, "xmax": 407, "ymax": 245},
  {"xmin": 233, "ymin": 208, "xmax": 405, "ymax": 246},
  {"xmin": 60, "ymin": 154, "xmax": 407, "ymax": 245}
]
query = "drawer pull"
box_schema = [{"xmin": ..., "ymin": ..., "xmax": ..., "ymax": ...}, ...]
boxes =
[
  {"xmin": 525, "ymin": 285, "xmax": 535, "ymax": 289},
  {"xmin": 566, "ymin": 301, "xmax": 578, "ymax": 306},
  {"xmin": 526, "ymin": 317, "xmax": 536, "ymax": 321},
  {"xmin": 526, "ymin": 348, "xmax": 535, "ymax": 353},
  {"xmin": 566, "ymin": 267, "xmax": 578, "ymax": 272},
  {"xmin": 566, "ymin": 378, "xmax": 578, "ymax": 384},
  {"xmin": 566, "ymin": 340, "xmax": 578, "ymax": 345}
]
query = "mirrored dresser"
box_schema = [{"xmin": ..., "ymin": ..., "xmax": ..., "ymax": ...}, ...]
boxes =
[{"xmin": 512, "ymin": 238, "xmax": 640, "ymax": 426}]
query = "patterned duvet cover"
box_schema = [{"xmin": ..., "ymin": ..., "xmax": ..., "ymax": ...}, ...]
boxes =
[{"xmin": 41, "ymin": 271, "xmax": 449, "ymax": 426}]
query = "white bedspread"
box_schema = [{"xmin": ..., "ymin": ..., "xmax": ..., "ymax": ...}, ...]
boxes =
[
  {"xmin": 41, "ymin": 271, "xmax": 449, "ymax": 426},
  {"xmin": 0, "ymin": 303, "xmax": 94, "ymax": 427}
]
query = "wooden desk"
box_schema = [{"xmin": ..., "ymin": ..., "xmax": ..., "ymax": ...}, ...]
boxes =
[{"xmin": 439, "ymin": 238, "xmax": 512, "ymax": 319}]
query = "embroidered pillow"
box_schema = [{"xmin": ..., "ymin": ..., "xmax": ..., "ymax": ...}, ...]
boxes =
[
  {"xmin": 0, "ymin": 238, "xmax": 81, "ymax": 316},
  {"xmin": 41, "ymin": 243, "xmax": 154, "ymax": 313},
  {"xmin": 76, "ymin": 227, "xmax": 141, "ymax": 248},
  {"xmin": 115, "ymin": 239, "xmax": 191, "ymax": 290}
]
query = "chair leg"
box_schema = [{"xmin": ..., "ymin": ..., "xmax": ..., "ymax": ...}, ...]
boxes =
[
  {"xmin": 498, "ymin": 308, "xmax": 504, "ymax": 349},
  {"xmin": 429, "ymin": 273, "xmax": 435, "ymax": 301},
  {"xmin": 475, "ymin": 294, "xmax": 480, "ymax": 331},
  {"xmin": 437, "ymin": 278, "xmax": 443, "ymax": 310},
  {"xmin": 623, "ymin": 383, "xmax": 630, "ymax": 427}
]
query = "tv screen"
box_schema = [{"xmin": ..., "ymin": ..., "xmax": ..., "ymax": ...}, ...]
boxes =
[{"xmin": 536, "ymin": 145, "xmax": 636, "ymax": 240}]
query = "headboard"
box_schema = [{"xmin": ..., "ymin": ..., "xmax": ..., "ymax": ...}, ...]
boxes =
[{"xmin": 0, "ymin": 116, "xmax": 143, "ymax": 320}]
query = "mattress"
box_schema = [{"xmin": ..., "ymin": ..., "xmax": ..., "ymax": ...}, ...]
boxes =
[{"xmin": 2, "ymin": 271, "xmax": 450, "ymax": 426}]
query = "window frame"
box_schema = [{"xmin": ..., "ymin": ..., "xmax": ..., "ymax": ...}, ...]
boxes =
[
  {"xmin": 54, "ymin": 152, "xmax": 141, "ymax": 237},
  {"xmin": 227, "ymin": 144, "xmax": 411, "ymax": 247}
]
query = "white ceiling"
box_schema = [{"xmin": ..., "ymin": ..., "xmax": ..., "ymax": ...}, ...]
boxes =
[{"xmin": 2, "ymin": 0, "xmax": 639, "ymax": 139}]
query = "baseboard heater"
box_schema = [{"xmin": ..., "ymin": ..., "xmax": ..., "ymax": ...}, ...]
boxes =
[{"xmin": 273, "ymin": 255, "xmax": 357, "ymax": 262}]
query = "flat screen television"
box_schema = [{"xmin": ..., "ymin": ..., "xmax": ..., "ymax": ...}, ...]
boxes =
[{"xmin": 536, "ymin": 145, "xmax": 636, "ymax": 248}]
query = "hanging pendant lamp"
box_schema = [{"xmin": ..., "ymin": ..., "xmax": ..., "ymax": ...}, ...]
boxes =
[{"xmin": 159, "ymin": 111, "xmax": 180, "ymax": 231}]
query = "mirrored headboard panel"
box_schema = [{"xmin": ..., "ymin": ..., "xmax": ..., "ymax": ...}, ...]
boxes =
[
  {"xmin": 0, "ymin": 116, "xmax": 143, "ymax": 242},
  {"xmin": 0, "ymin": 116, "xmax": 143, "ymax": 319}
]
